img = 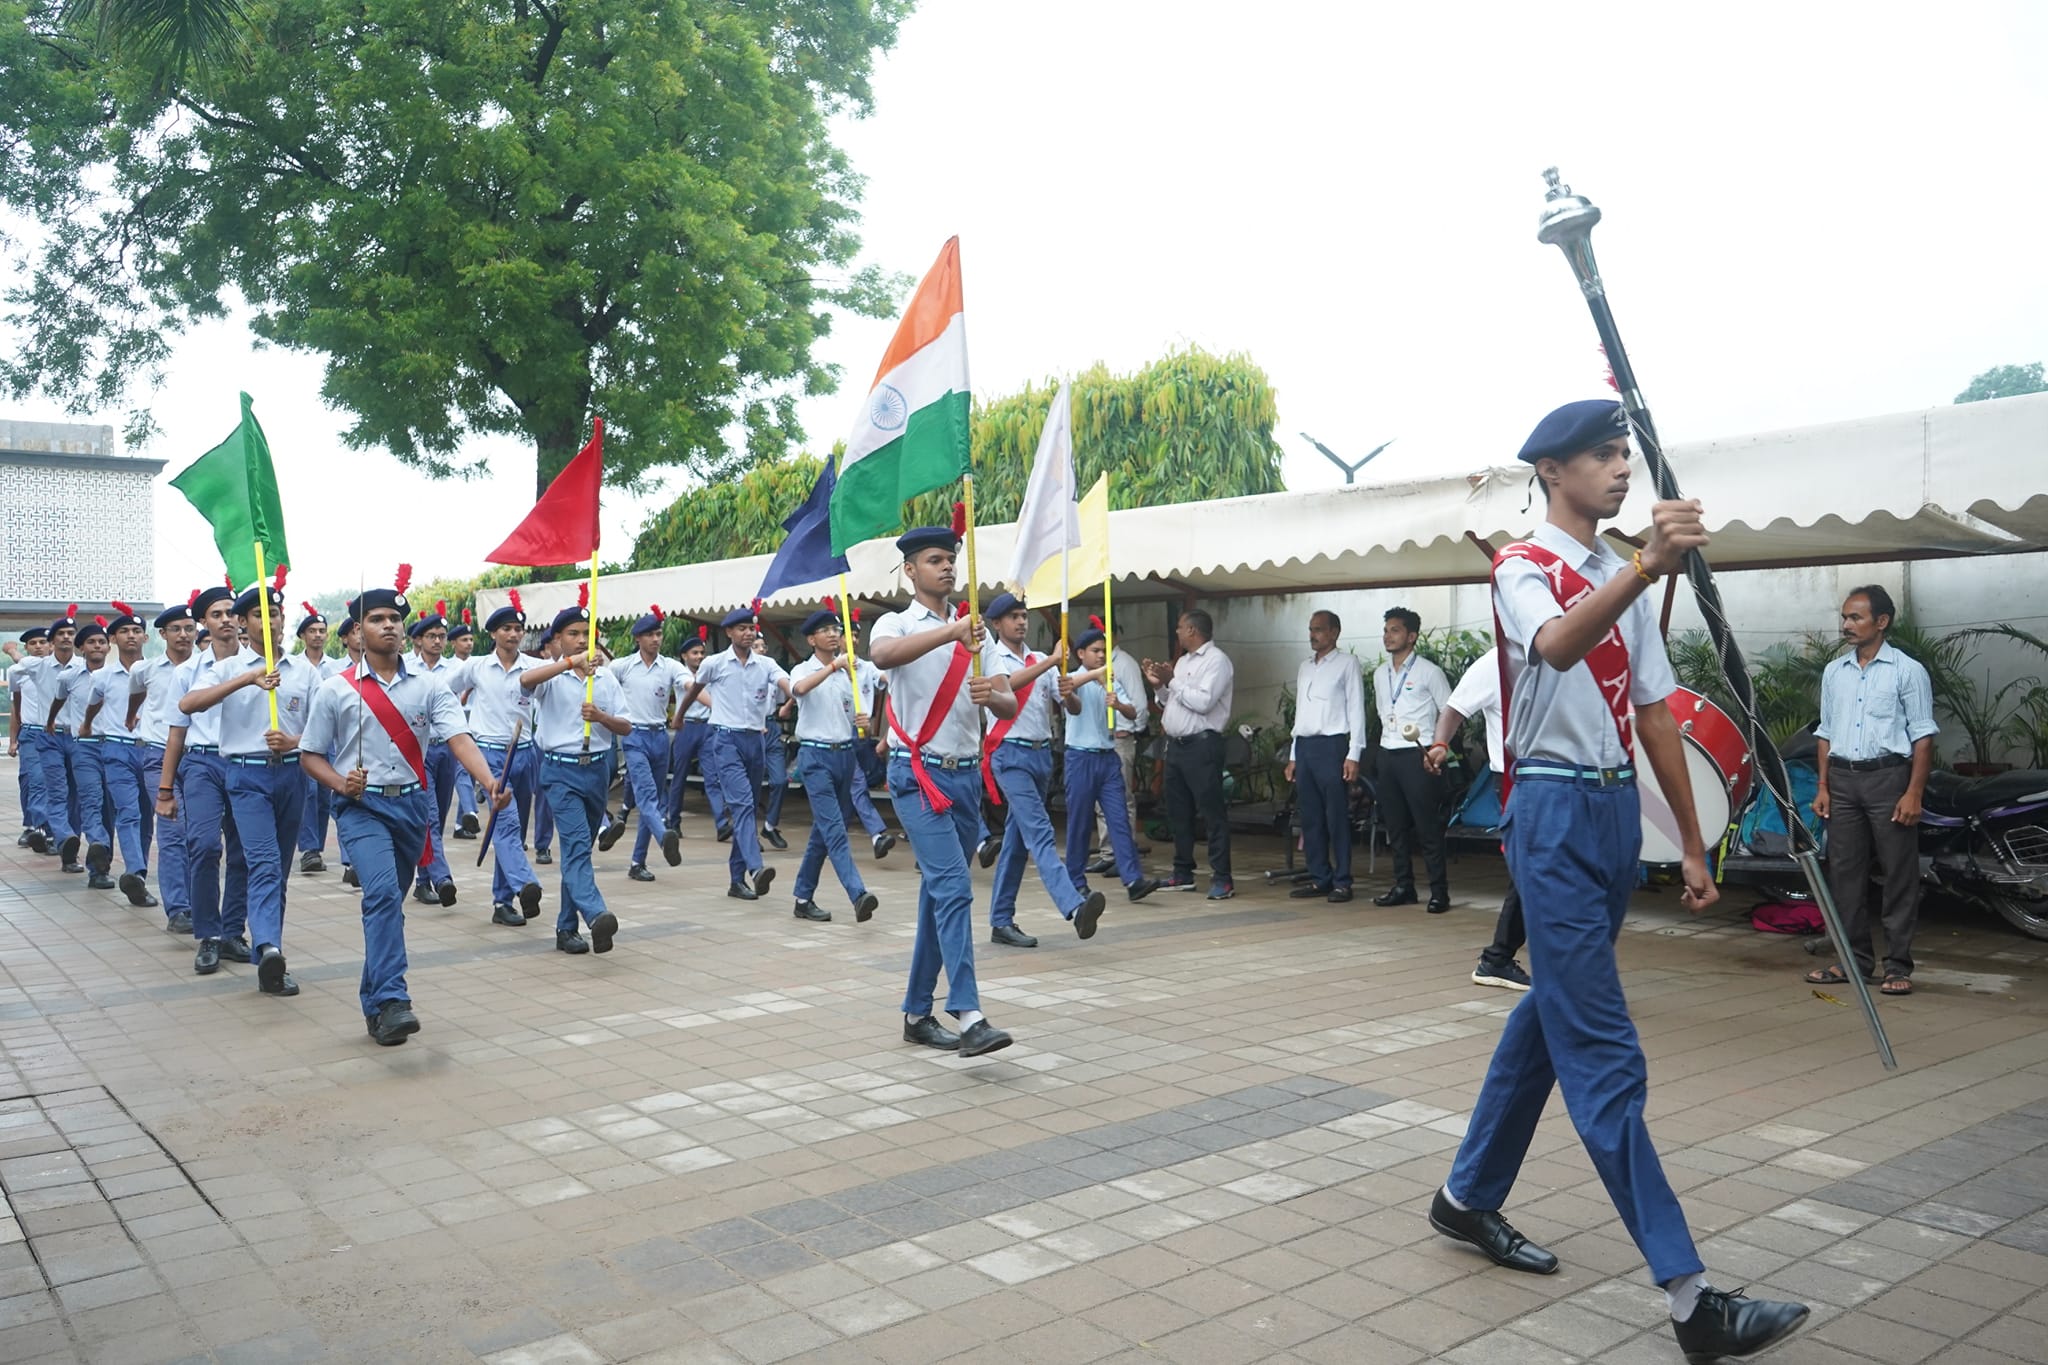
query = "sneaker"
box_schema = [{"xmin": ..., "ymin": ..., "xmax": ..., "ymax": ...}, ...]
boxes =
[
  {"xmin": 1160, "ymin": 876, "xmax": 1200, "ymax": 893},
  {"xmin": 1473, "ymin": 958, "xmax": 1533, "ymax": 991},
  {"xmin": 1206, "ymin": 880, "xmax": 1235, "ymax": 901},
  {"xmin": 299, "ymin": 850, "xmax": 325, "ymax": 873}
]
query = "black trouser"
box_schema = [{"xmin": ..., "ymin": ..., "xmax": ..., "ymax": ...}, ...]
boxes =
[
  {"xmin": 1481, "ymin": 878, "xmax": 1526, "ymax": 968},
  {"xmin": 1825, "ymin": 760, "xmax": 1920, "ymax": 978},
  {"xmin": 1294, "ymin": 733, "xmax": 1352, "ymax": 891},
  {"xmin": 1164, "ymin": 731, "xmax": 1231, "ymax": 883},
  {"xmin": 1377, "ymin": 746, "xmax": 1448, "ymax": 897}
]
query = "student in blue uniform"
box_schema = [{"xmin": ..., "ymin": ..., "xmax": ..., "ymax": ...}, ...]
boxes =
[
  {"xmin": 406, "ymin": 603, "xmax": 460, "ymax": 907},
  {"xmin": 662, "ymin": 630, "xmax": 727, "ymax": 834},
  {"xmin": 6, "ymin": 628, "xmax": 53, "ymax": 848},
  {"xmin": 1429, "ymin": 400, "xmax": 1808, "ymax": 1364},
  {"xmin": 786, "ymin": 608, "xmax": 881, "ymax": 924},
  {"xmin": 156, "ymin": 587, "xmax": 251, "ymax": 970},
  {"xmin": 1058, "ymin": 626, "xmax": 1160, "ymax": 913},
  {"xmin": 870, "ymin": 527, "xmax": 1019, "ymax": 1057},
  {"xmin": 19, "ymin": 607, "xmax": 89, "ymax": 870},
  {"xmin": 300, "ymin": 578, "xmax": 508, "ymax": 1044},
  {"xmin": 609, "ymin": 606, "xmax": 690, "ymax": 881},
  {"xmin": 447, "ymin": 611, "xmax": 482, "ymax": 838},
  {"xmin": 520, "ymin": 599, "xmax": 632, "ymax": 955},
  {"xmin": 531, "ymin": 624, "xmax": 557, "ymax": 866},
  {"xmin": 79, "ymin": 603, "xmax": 158, "ymax": 906},
  {"xmin": 62, "ymin": 615, "xmax": 118, "ymax": 888},
  {"xmin": 292, "ymin": 602, "xmax": 336, "ymax": 873},
  {"xmin": 675, "ymin": 605, "xmax": 791, "ymax": 900},
  {"xmin": 441, "ymin": 592, "xmax": 546, "ymax": 927},
  {"xmin": 981, "ymin": 593, "xmax": 1103, "ymax": 948},
  {"xmin": 136, "ymin": 601, "xmax": 199, "ymax": 932}
]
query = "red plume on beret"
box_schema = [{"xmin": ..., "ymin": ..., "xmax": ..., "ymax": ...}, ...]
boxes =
[
  {"xmin": 821, "ymin": 594, "xmax": 836, "ymax": 614},
  {"xmin": 272, "ymin": 562, "xmax": 288, "ymax": 592},
  {"xmin": 462, "ymin": 607, "xmax": 472, "ymax": 625},
  {"xmin": 506, "ymin": 588, "xmax": 523, "ymax": 615},
  {"xmin": 697, "ymin": 624, "xmax": 709, "ymax": 641},
  {"xmin": 94, "ymin": 615, "xmax": 109, "ymax": 628},
  {"xmin": 224, "ymin": 573, "xmax": 234, "ymax": 589},
  {"xmin": 434, "ymin": 599, "xmax": 447, "ymax": 618},
  {"xmin": 394, "ymin": 563, "xmax": 413, "ymax": 593},
  {"xmin": 950, "ymin": 501, "xmax": 967, "ymax": 537},
  {"xmin": 112, "ymin": 599, "xmax": 134, "ymax": 616},
  {"xmin": 751, "ymin": 596, "xmax": 764, "ymax": 616},
  {"xmin": 956, "ymin": 601, "xmax": 971, "ymax": 620},
  {"xmin": 187, "ymin": 589, "xmax": 201, "ymax": 606},
  {"xmin": 1089, "ymin": 614, "xmax": 1104, "ymax": 631},
  {"xmin": 853, "ymin": 606, "xmax": 862, "ymax": 624},
  {"xmin": 301, "ymin": 601, "xmax": 316, "ymax": 616},
  {"xmin": 649, "ymin": 603, "xmax": 664, "ymax": 623},
  {"xmin": 65, "ymin": 603, "xmax": 77, "ymax": 617},
  {"xmin": 577, "ymin": 581, "xmax": 590, "ymax": 608}
]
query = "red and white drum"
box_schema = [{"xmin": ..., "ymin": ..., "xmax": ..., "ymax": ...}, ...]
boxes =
[{"xmin": 1636, "ymin": 687, "xmax": 1753, "ymax": 864}]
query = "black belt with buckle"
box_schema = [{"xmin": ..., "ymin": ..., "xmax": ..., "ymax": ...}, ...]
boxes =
[
  {"xmin": 1001, "ymin": 738, "xmax": 1053, "ymax": 750},
  {"xmin": 1832, "ymin": 754, "xmax": 1908, "ymax": 772},
  {"xmin": 365, "ymin": 782, "xmax": 423, "ymax": 797},
  {"xmin": 542, "ymin": 751, "xmax": 602, "ymax": 765},
  {"xmin": 226, "ymin": 752, "xmax": 300, "ymax": 767},
  {"xmin": 908, "ymin": 750, "xmax": 978, "ymax": 771}
]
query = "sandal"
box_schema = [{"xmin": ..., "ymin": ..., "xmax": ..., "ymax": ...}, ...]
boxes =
[
  {"xmin": 1881, "ymin": 974, "xmax": 1913, "ymax": 996},
  {"xmin": 1804, "ymin": 964, "xmax": 1854, "ymax": 985}
]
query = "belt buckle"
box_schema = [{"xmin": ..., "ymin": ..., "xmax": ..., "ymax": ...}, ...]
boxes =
[{"xmin": 939, "ymin": 754, "xmax": 958, "ymax": 771}]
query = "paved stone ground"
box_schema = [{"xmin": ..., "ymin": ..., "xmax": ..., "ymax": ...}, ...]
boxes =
[{"xmin": 2, "ymin": 759, "xmax": 2046, "ymax": 1364}]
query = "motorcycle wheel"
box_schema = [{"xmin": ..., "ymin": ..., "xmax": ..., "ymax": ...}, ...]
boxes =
[{"xmin": 1987, "ymin": 892, "xmax": 2048, "ymax": 942}]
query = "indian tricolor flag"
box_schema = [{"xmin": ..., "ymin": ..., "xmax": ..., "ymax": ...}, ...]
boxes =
[{"xmin": 830, "ymin": 237, "xmax": 972, "ymax": 553}]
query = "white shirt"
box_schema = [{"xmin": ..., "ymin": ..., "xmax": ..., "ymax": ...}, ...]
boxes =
[
  {"xmin": 443, "ymin": 651, "xmax": 541, "ymax": 743},
  {"xmin": 532, "ymin": 668, "xmax": 626, "ymax": 755},
  {"xmin": 983, "ymin": 640, "xmax": 1058, "ymax": 743},
  {"xmin": 17, "ymin": 653, "xmax": 87, "ymax": 729},
  {"xmin": 675, "ymin": 664, "xmax": 711, "ymax": 721},
  {"xmin": 1496, "ymin": 521, "xmax": 1677, "ymax": 769},
  {"xmin": 57, "ymin": 660, "xmax": 104, "ymax": 731},
  {"xmin": 168, "ymin": 646, "xmax": 246, "ymax": 748},
  {"xmin": 1109, "ymin": 645, "xmax": 1148, "ymax": 735},
  {"xmin": 692, "ymin": 648, "xmax": 789, "ymax": 729},
  {"xmin": 134, "ymin": 656, "xmax": 196, "ymax": 747},
  {"xmin": 609, "ymin": 653, "xmax": 693, "ymax": 726},
  {"xmin": 209, "ymin": 648, "xmax": 321, "ymax": 755},
  {"xmin": 1159, "ymin": 640, "xmax": 1234, "ymax": 739},
  {"xmin": 1374, "ymin": 652, "xmax": 1450, "ymax": 751},
  {"xmin": 790, "ymin": 655, "xmax": 877, "ymax": 744},
  {"xmin": 872, "ymin": 601, "xmax": 981, "ymax": 758},
  {"xmin": 1290, "ymin": 650, "xmax": 1367, "ymax": 761},
  {"xmin": 1446, "ymin": 648, "xmax": 1506, "ymax": 775},
  {"xmin": 299, "ymin": 659, "xmax": 472, "ymax": 786},
  {"xmin": 87, "ymin": 657, "xmax": 148, "ymax": 740}
]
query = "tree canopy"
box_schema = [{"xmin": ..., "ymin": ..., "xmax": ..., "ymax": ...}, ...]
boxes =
[
  {"xmin": 630, "ymin": 348, "xmax": 1290, "ymax": 570},
  {"xmin": 0, "ymin": 0, "xmax": 912, "ymax": 493},
  {"xmin": 1954, "ymin": 362, "xmax": 2046, "ymax": 404}
]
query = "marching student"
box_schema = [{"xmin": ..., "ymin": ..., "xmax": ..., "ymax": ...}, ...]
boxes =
[
  {"xmin": 520, "ymin": 594, "xmax": 632, "ymax": 955},
  {"xmin": 406, "ymin": 602, "xmax": 460, "ymax": 907},
  {"xmin": 1058, "ymin": 624, "xmax": 1161, "ymax": 912},
  {"xmin": 448, "ymin": 610, "xmax": 481, "ymax": 837},
  {"xmin": 134, "ymin": 600, "xmax": 199, "ymax": 933},
  {"xmin": 661, "ymin": 629, "xmax": 727, "ymax": 836},
  {"xmin": 17, "ymin": 607, "xmax": 88, "ymax": 869},
  {"xmin": 785, "ymin": 607, "xmax": 880, "ymax": 925},
  {"xmin": 441, "ymin": 591, "xmax": 546, "ymax": 927},
  {"xmin": 79, "ymin": 603, "xmax": 158, "ymax": 906},
  {"xmin": 6, "ymin": 628, "xmax": 52, "ymax": 848},
  {"xmin": 64, "ymin": 616, "xmax": 117, "ymax": 890},
  {"xmin": 609, "ymin": 606, "xmax": 689, "ymax": 881},
  {"xmin": 158, "ymin": 587, "xmax": 253, "ymax": 975},
  {"xmin": 299, "ymin": 577, "xmax": 508, "ymax": 1045},
  {"xmin": 530, "ymin": 624, "xmax": 558, "ymax": 867},
  {"xmin": 293, "ymin": 602, "xmax": 335, "ymax": 872},
  {"xmin": 674, "ymin": 604, "xmax": 790, "ymax": 901}
]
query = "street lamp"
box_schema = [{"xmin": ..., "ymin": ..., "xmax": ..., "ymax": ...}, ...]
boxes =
[{"xmin": 1301, "ymin": 434, "xmax": 1394, "ymax": 484}]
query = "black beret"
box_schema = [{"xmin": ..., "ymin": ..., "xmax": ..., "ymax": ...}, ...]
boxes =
[
  {"xmin": 1517, "ymin": 399, "xmax": 1629, "ymax": 465},
  {"xmin": 549, "ymin": 605, "xmax": 590, "ymax": 635},
  {"xmin": 801, "ymin": 609, "xmax": 841, "ymax": 636},
  {"xmin": 895, "ymin": 526, "xmax": 959, "ymax": 559},
  {"xmin": 985, "ymin": 592, "xmax": 1026, "ymax": 620},
  {"xmin": 719, "ymin": 605, "xmax": 757, "ymax": 629},
  {"xmin": 231, "ymin": 585, "xmax": 284, "ymax": 618},
  {"xmin": 347, "ymin": 588, "xmax": 412, "ymax": 621}
]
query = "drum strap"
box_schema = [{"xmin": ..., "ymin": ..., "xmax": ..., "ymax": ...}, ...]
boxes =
[{"xmin": 1491, "ymin": 542, "xmax": 1635, "ymax": 804}]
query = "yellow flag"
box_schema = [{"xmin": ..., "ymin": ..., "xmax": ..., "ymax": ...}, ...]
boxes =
[{"xmin": 1024, "ymin": 472, "xmax": 1108, "ymax": 602}]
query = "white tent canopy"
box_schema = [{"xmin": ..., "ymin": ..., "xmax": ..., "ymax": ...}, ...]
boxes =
[{"xmin": 478, "ymin": 392, "xmax": 2048, "ymax": 627}]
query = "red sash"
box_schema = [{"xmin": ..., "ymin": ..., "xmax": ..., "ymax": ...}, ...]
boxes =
[
  {"xmin": 1492, "ymin": 541, "xmax": 1635, "ymax": 804},
  {"xmin": 344, "ymin": 664, "xmax": 434, "ymax": 867},
  {"xmin": 980, "ymin": 654, "xmax": 1038, "ymax": 804},
  {"xmin": 883, "ymin": 643, "xmax": 974, "ymax": 814}
]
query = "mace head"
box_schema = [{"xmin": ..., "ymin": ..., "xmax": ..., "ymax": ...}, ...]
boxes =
[{"xmin": 1537, "ymin": 166, "xmax": 1602, "ymax": 246}]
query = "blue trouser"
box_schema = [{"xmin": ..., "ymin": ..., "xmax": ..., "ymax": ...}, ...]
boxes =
[
  {"xmin": 1294, "ymin": 733, "xmax": 1353, "ymax": 891},
  {"xmin": 794, "ymin": 744, "xmax": 868, "ymax": 906},
  {"xmin": 761, "ymin": 727, "xmax": 789, "ymax": 828},
  {"xmin": 298, "ymin": 771, "xmax": 331, "ymax": 853},
  {"xmin": 1064, "ymin": 748, "xmax": 1141, "ymax": 891},
  {"xmin": 225, "ymin": 757, "xmax": 306, "ymax": 952},
  {"xmin": 39, "ymin": 730, "xmax": 85, "ymax": 844},
  {"xmin": 71, "ymin": 738, "xmax": 113, "ymax": 850},
  {"xmin": 533, "ymin": 786, "xmax": 554, "ymax": 853},
  {"xmin": 455, "ymin": 765, "xmax": 477, "ymax": 824},
  {"xmin": 622, "ymin": 726, "xmax": 670, "ymax": 865},
  {"xmin": 335, "ymin": 788, "xmax": 429, "ymax": 1017},
  {"xmin": 849, "ymin": 749, "xmax": 887, "ymax": 838},
  {"xmin": 709, "ymin": 726, "xmax": 766, "ymax": 882},
  {"xmin": 479, "ymin": 742, "xmax": 540, "ymax": 903},
  {"xmin": 97, "ymin": 740, "xmax": 150, "ymax": 875},
  {"xmin": 892, "ymin": 755, "xmax": 981, "ymax": 1017},
  {"xmin": 663, "ymin": 721, "xmax": 727, "ymax": 826},
  {"xmin": 180, "ymin": 752, "xmax": 248, "ymax": 941},
  {"xmin": 990, "ymin": 743, "xmax": 1085, "ymax": 926},
  {"xmin": 414, "ymin": 742, "xmax": 456, "ymax": 888},
  {"xmin": 537, "ymin": 756, "xmax": 609, "ymax": 935},
  {"xmin": 1446, "ymin": 772, "xmax": 1702, "ymax": 1284},
  {"xmin": 143, "ymin": 743, "xmax": 188, "ymax": 918},
  {"xmin": 17, "ymin": 726, "xmax": 48, "ymax": 830}
]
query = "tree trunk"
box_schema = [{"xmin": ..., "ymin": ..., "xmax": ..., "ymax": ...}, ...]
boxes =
[{"xmin": 535, "ymin": 415, "xmax": 584, "ymax": 498}]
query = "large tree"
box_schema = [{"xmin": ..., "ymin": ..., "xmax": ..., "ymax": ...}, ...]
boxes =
[
  {"xmin": 1954, "ymin": 362, "xmax": 2046, "ymax": 404},
  {"xmin": 0, "ymin": 0, "xmax": 910, "ymax": 492}
]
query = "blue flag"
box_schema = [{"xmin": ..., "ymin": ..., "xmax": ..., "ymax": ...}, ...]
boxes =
[{"xmin": 757, "ymin": 461, "xmax": 850, "ymax": 601}]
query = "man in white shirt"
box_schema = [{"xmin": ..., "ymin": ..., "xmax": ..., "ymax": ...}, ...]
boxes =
[
  {"xmin": 787, "ymin": 609, "xmax": 881, "ymax": 924},
  {"xmin": 675, "ymin": 605, "xmax": 792, "ymax": 899},
  {"xmin": 662, "ymin": 631, "xmax": 729, "ymax": 835},
  {"xmin": 1372, "ymin": 607, "xmax": 1453, "ymax": 911},
  {"xmin": 442, "ymin": 594, "xmax": 547, "ymax": 926},
  {"xmin": 135, "ymin": 601, "xmax": 199, "ymax": 932},
  {"xmin": 79, "ymin": 603, "xmax": 157, "ymax": 906},
  {"xmin": 610, "ymin": 607, "xmax": 691, "ymax": 880},
  {"xmin": 6, "ymin": 628, "xmax": 53, "ymax": 848},
  {"xmin": 1426, "ymin": 647, "xmax": 1529, "ymax": 991},
  {"xmin": 1145, "ymin": 609, "xmax": 1236, "ymax": 899},
  {"xmin": 1285, "ymin": 610, "xmax": 1365, "ymax": 904},
  {"xmin": 292, "ymin": 604, "xmax": 335, "ymax": 873}
]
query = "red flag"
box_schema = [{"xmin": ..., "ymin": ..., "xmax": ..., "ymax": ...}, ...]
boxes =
[{"xmin": 486, "ymin": 420, "xmax": 603, "ymax": 566}]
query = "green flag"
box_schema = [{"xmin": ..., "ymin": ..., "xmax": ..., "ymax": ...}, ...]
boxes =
[{"xmin": 170, "ymin": 392, "xmax": 291, "ymax": 585}]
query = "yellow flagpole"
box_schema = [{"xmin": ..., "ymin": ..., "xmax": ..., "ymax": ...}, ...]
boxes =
[
  {"xmin": 252, "ymin": 540, "xmax": 279, "ymax": 730},
  {"xmin": 583, "ymin": 550, "xmax": 599, "ymax": 741},
  {"xmin": 1102, "ymin": 470, "xmax": 1115, "ymax": 728},
  {"xmin": 962, "ymin": 473, "xmax": 982, "ymax": 677},
  {"xmin": 832, "ymin": 456, "xmax": 864, "ymax": 726}
]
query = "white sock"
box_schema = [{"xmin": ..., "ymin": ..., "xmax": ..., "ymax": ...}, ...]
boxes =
[
  {"xmin": 952, "ymin": 1009, "xmax": 984, "ymax": 1028},
  {"xmin": 1665, "ymin": 1272, "xmax": 1707, "ymax": 1322},
  {"xmin": 1440, "ymin": 1184, "xmax": 1470, "ymax": 1211}
]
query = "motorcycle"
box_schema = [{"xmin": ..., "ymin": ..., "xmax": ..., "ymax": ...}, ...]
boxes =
[{"xmin": 1916, "ymin": 768, "xmax": 2048, "ymax": 940}]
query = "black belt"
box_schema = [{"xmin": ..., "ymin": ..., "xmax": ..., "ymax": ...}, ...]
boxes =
[
  {"xmin": 1831, "ymin": 754, "xmax": 1908, "ymax": 772},
  {"xmin": 1166, "ymin": 730, "xmax": 1221, "ymax": 746},
  {"xmin": 99, "ymin": 735, "xmax": 138, "ymax": 745},
  {"xmin": 1001, "ymin": 738, "xmax": 1053, "ymax": 750},
  {"xmin": 52, "ymin": 724, "xmax": 72, "ymax": 735},
  {"xmin": 631, "ymin": 722, "xmax": 667, "ymax": 731},
  {"xmin": 800, "ymin": 740, "xmax": 855, "ymax": 751},
  {"xmin": 186, "ymin": 744, "xmax": 220, "ymax": 754},
  {"xmin": 226, "ymin": 752, "xmax": 300, "ymax": 767},
  {"xmin": 361, "ymin": 782, "xmax": 424, "ymax": 797},
  {"xmin": 681, "ymin": 717, "xmax": 709, "ymax": 725},
  {"xmin": 542, "ymin": 751, "xmax": 604, "ymax": 765},
  {"xmin": 1513, "ymin": 761, "xmax": 1635, "ymax": 788}
]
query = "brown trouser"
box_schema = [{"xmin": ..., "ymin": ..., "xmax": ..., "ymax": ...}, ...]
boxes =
[{"xmin": 1825, "ymin": 760, "xmax": 1921, "ymax": 978}]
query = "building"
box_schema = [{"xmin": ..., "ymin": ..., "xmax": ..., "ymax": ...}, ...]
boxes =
[{"xmin": 1, "ymin": 419, "xmax": 165, "ymax": 640}]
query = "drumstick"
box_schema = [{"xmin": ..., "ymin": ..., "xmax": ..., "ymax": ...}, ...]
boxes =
[{"xmin": 476, "ymin": 718, "xmax": 524, "ymax": 868}]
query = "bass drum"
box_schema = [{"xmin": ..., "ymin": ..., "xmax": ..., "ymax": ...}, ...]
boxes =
[{"xmin": 1637, "ymin": 688, "xmax": 1753, "ymax": 865}]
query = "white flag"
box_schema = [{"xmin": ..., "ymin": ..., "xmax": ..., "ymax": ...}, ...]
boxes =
[{"xmin": 1008, "ymin": 383, "xmax": 1079, "ymax": 589}]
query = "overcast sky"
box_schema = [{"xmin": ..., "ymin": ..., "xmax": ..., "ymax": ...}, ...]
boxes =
[{"xmin": 13, "ymin": 1, "xmax": 2045, "ymax": 605}]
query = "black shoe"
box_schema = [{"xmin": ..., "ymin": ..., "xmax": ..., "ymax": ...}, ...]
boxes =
[
  {"xmin": 118, "ymin": 874, "xmax": 153, "ymax": 906},
  {"xmin": 219, "ymin": 936, "xmax": 253, "ymax": 964},
  {"xmin": 853, "ymin": 892, "xmax": 877, "ymax": 923},
  {"xmin": 166, "ymin": 911, "xmax": 192, "ymax": 935},
  {"xmin": 451, "ymin": 826, "xmax": 476, "ymax": 841},
  {"xmin": 412, "ymin": 883, "xmax": 440, "ymax": 905},
  {"xmin": 1427, "ymin": 1189, "xmax": 1558, "ymax": 1274},
  {"xmin": 299, "ymin": 850, "xmax": 326, "ymax": 873},
  {"xmin": 342, "ymin": 866, "xmax": 360, "ymax": 887},
  {"xmin": 255, "ymin": 945, "xmax": 293, "ymax": 996},
  {"xmin": 872, "ymin": 832, "xmax": 896, "ymax": 860},
  {"xmin": 1427, "ymin": 895, "xmax": 1452, "ymax": 914},
  {"xmin": 662, "ymin": 828, "xmax": 682, "ymax": 867},
  {"xmin": 958, "ymin": 1019, "xmax": 1013, "ymax": 1057},
  {"xmin": 1328, "ymin": 888, "xmax": 1354, "ymax": 904},
  {"xmin": 793, "ymin": 899, "xmax": 831, "ymax": 922},
  {"xmin": 727, "ymin": 880, "xmax": 758, "ymax": 901},
  {"xmin": 1086, "ymin": 855, "xmax": 1116, "ymax": 875},
  {"xmin": 14, "ymin": 830, "xmax": 30, "ymax": 848},
  {"xmin": 1671, "ymin": 1286, "xmax": 1810, "ymax": 1364},
  {"xmin": 536, "ymin": 848, "xmax": 554, "ymax": 865},
  {"xmin": 589, "ymin": 911, "xmax": 618, "ymax": 954},
  {"xmin": 1290, "ymin": 883, "xmax": 1332, "ymax": 899},
  {"xmin": 751, "ymin": 866, "xmax": 776, "ymax": 898},
  {"xmin": 976, "ymin": 835, "xmax": 1000, "ymax": 869},
  {"xmin": 59, "ymin": 834, "xmax": 80, "ymax": 865},
  {"xmin": 1161, "ymin": 875, "xmax": 1200, "ymax": 892},
  {"xmin": 556, "ymin": 930, "xmax": 589, "ymax": 954},
  {"xmin": 87, "ymin": 872, "xmax": 116, "ymax": 890},
  {"xmin": 26, "ymin": 829, "xmax": 49, "ymax": 854},
  {"xmin": 457, "ymin": 812, "xmax": 480, "ymax": 836},
  {"xmin": 435, "ymin": 878, "xmax": 458, "ymax": 907},
  {"xmin": 1473, "ymin": 958, "xmax": 1533, "ymax": 991},
  {"xmin": 371, "ymin": 1001, "xmax": 421, "ymax": 1046},
  {"xmin": 86, "ymin": 841, "xmax": 112, "ymax": 876},
  {"xmin": 903, "ymin": 1015, "xmax": 960, "ymax": 1050},
  {"xmin": 193, "ymin": 939, "xmax": 221, "ymax": 974},
  {"xmin": 991, "ymin": 923, "xmax": 1038, "ymax": 948},
  {"xmin": 628, "ymin": 864, "xmax": 656, "ymax": 883},
  {"xmin": 519, "ymin": 882, "xmax": 543, "ymax": 919},
  {"xmin": 62, "ymin": 861, "xmax": 84, "ymax": 874},
  {"xmin": 1207, "ymin": 880, "xmax": 1235, "ymax": 901},
  {"xmin": 1074, "ymin": 891, "xmax": 1107, "ymax": 941},
  {"xmin": 762, "ymin": 826, "xmax": 788, "ymax": 851},
  {"xmin": 491, "ymin": 902, "xmax": 525, "ymax": 926},
  {"xmin": 1127, "ymin": 877, "xmax": 1161, "ymax": 903},
  {"xmin": 1374, "ymin": 886, "xmax": 1418, "ymax": 907},
  {"xmin": 597, "ymin": 820, "xmax": 626, "ymax": 852},
  {"xmin": 715, "ymin": 823, "xmax": 732, "ymax": 843}
]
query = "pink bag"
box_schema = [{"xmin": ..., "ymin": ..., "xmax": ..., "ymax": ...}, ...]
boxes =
[{"xmin": 1751, "ymin": 901, "xmax": 1824, "ymax": 935}]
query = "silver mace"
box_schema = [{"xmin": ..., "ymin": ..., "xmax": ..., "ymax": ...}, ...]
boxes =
[{"xmin": 1536, "ymin": 168, "xmax": 1896, "ymax": 1070}]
